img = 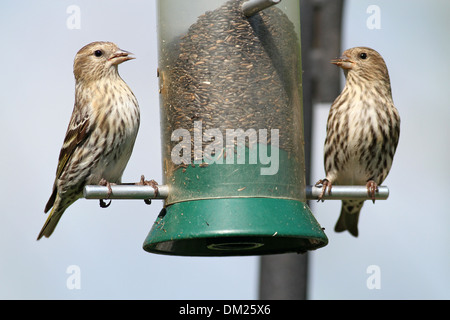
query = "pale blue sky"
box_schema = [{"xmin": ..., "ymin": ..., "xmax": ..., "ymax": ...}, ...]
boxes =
[{"xmin": 0, "ymin": 0, "xmax": 449, "ymax": 299}]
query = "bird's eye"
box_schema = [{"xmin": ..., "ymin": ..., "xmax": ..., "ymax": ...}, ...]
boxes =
[
  {"xmin": 94, "ymin": 50, "xmax": 103, "ymax": 57},
  {"xmin": 359, "ymin": 52, "xmax": 367, "ymax": 59}
]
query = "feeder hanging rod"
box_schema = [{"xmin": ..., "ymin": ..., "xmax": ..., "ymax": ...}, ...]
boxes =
[
  {"xmin": 242, "ymin": 0, "xmax": 281, "ymax": 17},
  {"xmin": 83, "ymin": 185, "xmax": 388, "ymax": 201}
]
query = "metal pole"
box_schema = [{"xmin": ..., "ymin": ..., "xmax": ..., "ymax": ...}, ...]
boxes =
[
  {"xmin": 83, "ymin": 184, "xmax": 387, "ymax": 201},
  {"xmin": 259, "ymin": 0, "xmax": 344, "ymax": 300},
  {"xmin": 83, "ymin": 185, "xmax": 169, "ymax": 200},
  {"xmin": 307, "ymin": 185, "xmax": 389, "ymax": 200}
]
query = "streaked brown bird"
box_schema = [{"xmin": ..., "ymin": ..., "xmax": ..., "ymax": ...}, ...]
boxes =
[
  {"xmin": 38, "ymin": 41, "xmax": 140, "ymax": 239},
  {"xmin": 316, "ymin": 47, "xmax": 400, "ymax": 237}
]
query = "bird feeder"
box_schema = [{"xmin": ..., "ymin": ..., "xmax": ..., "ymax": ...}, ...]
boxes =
[
  {"xmin": 142, "ymin": 0, "xmax": 328, "ymax": 256},
  {"xmin": 83, "ymin": 0, "xmax": 391, "ymax": 255}
]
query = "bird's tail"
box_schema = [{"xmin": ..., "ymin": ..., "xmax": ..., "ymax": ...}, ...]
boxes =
[
  {"xmin": 37, "ymin": 195, "xmax": 68, "ymax": 240},
  {"xmin": 334, "ymin": 200, "xmax": 364, "ymax": 237}
]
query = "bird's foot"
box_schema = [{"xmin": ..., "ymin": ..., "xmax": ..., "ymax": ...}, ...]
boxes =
[
  {"xmin": 315, "ymin": 178, "xmax": 332, "ymax": 202},
  {"xmin": 137, "ymin": 175, "xmax": 159, "ymax": 205},
  {"xmin": 366, "ymin": 180, "xmax": 378, "ymax": 204},
  {"xmin": 99, "ymin": 199, "xmax": 111, "ymax": 208},
  {"xmin": 98, "ymin": 178, "xmax": 116, "ymax": 208}
]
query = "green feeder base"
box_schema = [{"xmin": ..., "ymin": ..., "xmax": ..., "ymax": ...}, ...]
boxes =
[{"xmin": 143, "ymin": 198, "xmax": 328, "ymax": 256}]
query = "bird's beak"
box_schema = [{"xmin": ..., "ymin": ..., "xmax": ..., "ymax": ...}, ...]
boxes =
[
  {"xmin": 331, "ymin": 55, "xmax": 353, "ymax": 69},
  {"xmin": 109, "ymin": 48, "xmax": 135, "ymax": 64}
]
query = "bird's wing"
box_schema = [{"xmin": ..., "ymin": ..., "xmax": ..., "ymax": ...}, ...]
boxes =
[
  {"xmin": 55, "ymin": 111, "xmax": 91, "ymax": 179},
  {"xmin": 44, "ymin": 107, "xmax": 92, "ymax": 213}
]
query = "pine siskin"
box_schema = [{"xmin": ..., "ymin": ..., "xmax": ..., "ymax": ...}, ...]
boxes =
[
  {"xmin": 316, "ymin": 47, "xmax": 400, "ymax": 237},
  {"xmin": 38, "ymin": 42, "xmax": 140, "ymax": 240}
]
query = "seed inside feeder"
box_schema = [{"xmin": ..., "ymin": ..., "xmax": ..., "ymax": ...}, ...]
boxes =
[{"xmin": 159, "ymin": 0, "xmax": 305, "ymax": 201}]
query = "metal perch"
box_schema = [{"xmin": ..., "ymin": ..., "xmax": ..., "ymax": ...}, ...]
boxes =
[
  {"xmin": 84, "ymin": 185, "xmax": 169, "ymax": 200},
  {"xmin": 306, "ymin": 185, "xmax": 389, "ymax": 201},
  {"xmin": 83, "ymin": 185, "xmax": 389, "ymax": 201}
]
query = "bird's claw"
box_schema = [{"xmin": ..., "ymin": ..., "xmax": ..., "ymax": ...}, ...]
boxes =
[
  {"xmin": 137, "ymin": 175, "xmax": 159, "ymax": 205},
  {"xmin": 366, "ymin": 180, "xmax": 378, "ymax": 203},
  {"xmin": 99, "ymin": 199, "xmax": 112, "ymax": 208},
  {"xmin": 315, "ymin": 178, "xmax": 332, "ymax": 202},
  {"xmin": 98, "ymin": 178, "xmax": 114, "ymax": 209}
]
